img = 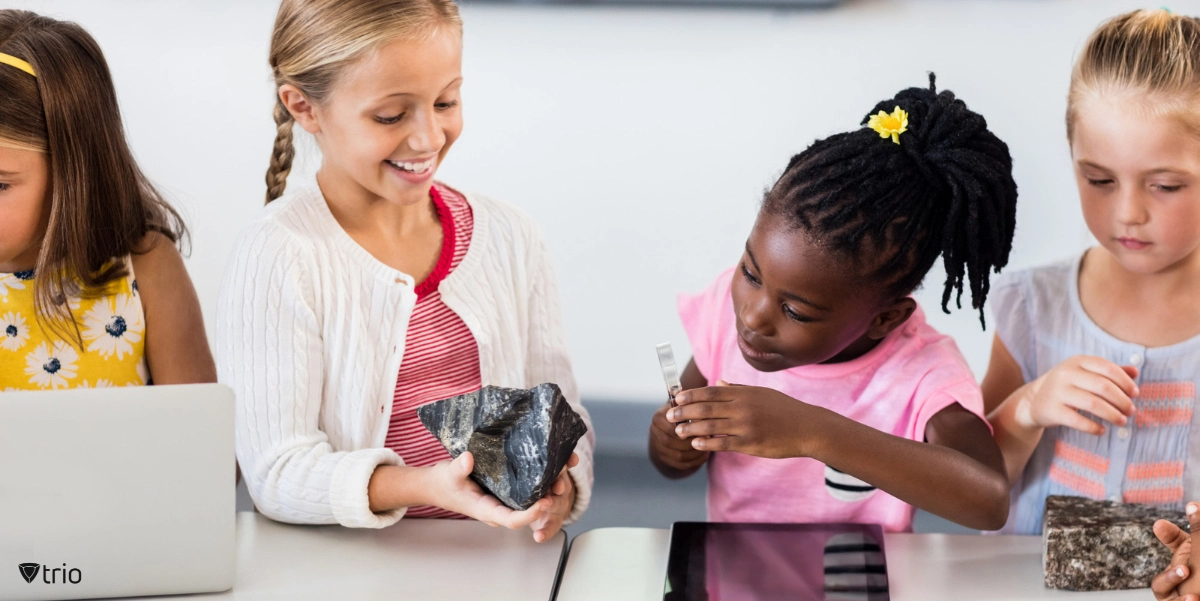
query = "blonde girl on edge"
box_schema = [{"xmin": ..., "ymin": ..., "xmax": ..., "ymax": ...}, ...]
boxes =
[
  {"xmin": 984, "ymin": 9, "xmax": 1200, "ymax": 540},
  {"xmin": 217, "ymin": 0, "xmax": 594, "ymax": 541},
  {"xmin": 0, "ymin": 10, "xmax": 215, "ymax": 391}
]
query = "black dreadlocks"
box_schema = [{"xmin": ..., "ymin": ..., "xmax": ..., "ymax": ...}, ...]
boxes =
[{"xmin": 764, "ymin": 73, "xmax": 1018, "ymax": 329}]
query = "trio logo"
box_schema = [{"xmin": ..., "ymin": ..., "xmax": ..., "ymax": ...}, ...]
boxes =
[
  {"xmin": 18, "ymin": 564, "xmax": 38, "ymax": 584},
  {"xmin": 17, "ymin": 562, "xmax": 82, "ymax": 584}
]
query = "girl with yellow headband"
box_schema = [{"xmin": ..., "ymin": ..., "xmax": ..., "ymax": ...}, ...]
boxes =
[{"xmin": 0, "ymin": 10, "xmax": 215, "ymax": 390}]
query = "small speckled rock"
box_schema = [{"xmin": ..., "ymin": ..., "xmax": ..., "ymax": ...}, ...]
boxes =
[
  {"xmin": 418, "ymin": 383, "xmax": 588, "ymax": 511},
  {"xmin": 1043, "ymin": 495, "xmax": 1188, "ymax": 591}
]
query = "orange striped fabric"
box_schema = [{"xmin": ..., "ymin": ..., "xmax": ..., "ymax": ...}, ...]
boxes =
[
  {"xmin": 1048, "ymin": 440, "xmax": 1109, "ymax": 500},
  {"xmin": 385, "ymin": 184, "xmax": 480, "ymax": 520},
  {"xmin": 1138, "ymin": 382, "xmax": 1197, "ymax": 402},
  {"xmin": 1048, "ymin": 464, "xmax": 1106, "ymax": 500},
  {"xmin": 1125, "ymin": 487, "xmax": 1186, "ymax": 505},
  {"xmin": 1126, "ymin": 460, "xmax": 1185, "ymax": 482},
  {"xmin": 1124, "ymin": 460, "xmax": 1186, "ymax": 506},
  {"xmin": 1136, "ymin": 408, "xmax": 1193, "ymax": 427},
  {"xmin": 1134, "ymin": 382, "xmax": 1195, "ymax": 427},
  {"xmin": 1053, "ymin": 440, "xmax": 1110, "ymax": 474}
]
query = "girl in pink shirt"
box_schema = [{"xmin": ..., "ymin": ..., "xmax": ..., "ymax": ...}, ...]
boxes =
[{"xmin": 649, "ymin": 75, "xmax": 1016, "ymax": 532}]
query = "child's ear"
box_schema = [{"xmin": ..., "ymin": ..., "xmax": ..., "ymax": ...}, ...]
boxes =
[
  {"xmin": 278, "ymin": 85, "xmax": 321, "ymax": 135},
  {"xmin": 866, "ymin": 297, "xmax": 917, "ymax": 340}
]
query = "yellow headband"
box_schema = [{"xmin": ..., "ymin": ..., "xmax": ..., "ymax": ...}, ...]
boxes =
[{"xmin": 0, "ymin": 52, "xmax": 36, "ymax": 77}]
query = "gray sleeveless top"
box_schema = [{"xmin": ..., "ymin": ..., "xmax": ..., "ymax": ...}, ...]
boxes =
[{"xmin": 994, "ymin": 253, "xmax": 1200, "ymax": 534}]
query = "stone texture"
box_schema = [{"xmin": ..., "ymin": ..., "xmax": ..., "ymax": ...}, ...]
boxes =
[
  {"xmin": 418, "ymin": 383, "xmax": 588, "ymax": 510},
  {"xmin": 1043, "ymin": 495, "xmax": 1188, "ymax": 591}
]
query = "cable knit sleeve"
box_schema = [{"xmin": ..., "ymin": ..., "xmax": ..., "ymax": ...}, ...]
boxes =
[
  {"xmin": 216, "ymin": 218, "xmax": 406, "ymax": 528},
  {"xmin": 521, "ymin": 223, "xmax": 596, "ymax": 525}
]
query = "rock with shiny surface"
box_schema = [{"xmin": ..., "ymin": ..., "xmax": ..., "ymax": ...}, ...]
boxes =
[
  {"xmin": 418, "ymin": 383, "xmax": 587, "ymax": 510},
  {"xmin": 1043, "ymin": 495, "xmax": 1187, "ymax": 591}
]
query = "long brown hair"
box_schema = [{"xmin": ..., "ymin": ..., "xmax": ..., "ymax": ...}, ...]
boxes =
[
  {"xmin": 265, "ymin": 0, "xmax": 462, "ymax": 203},
  {"xmin": 1068, "ymin": 9, "xmax": 1200, "ymax": 140},
  {"xmin": 0, "ymin": 10, "xmax": 187, "ymax": 344}
]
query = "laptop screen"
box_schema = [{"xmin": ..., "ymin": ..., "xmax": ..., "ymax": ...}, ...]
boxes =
[{"xmin": 663, "ymin": 522, "xmax": 889, "ymax": 601}]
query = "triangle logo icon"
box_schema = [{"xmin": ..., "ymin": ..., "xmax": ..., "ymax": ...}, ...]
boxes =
[{"xmin": 18, "ymin": 563, "xmax": 40, "ymax": 584}]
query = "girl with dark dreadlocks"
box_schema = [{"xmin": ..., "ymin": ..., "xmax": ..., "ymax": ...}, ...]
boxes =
[{"xmin": 648, "ymin": 75, "xmax": 1017, "ymax": 532}]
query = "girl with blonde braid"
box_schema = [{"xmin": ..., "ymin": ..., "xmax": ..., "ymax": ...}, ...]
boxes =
[{"xmin": 218, "ymin": 0, "xmax": 594, "ymax": 540}]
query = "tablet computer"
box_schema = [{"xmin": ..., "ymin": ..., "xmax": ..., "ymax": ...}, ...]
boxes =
[{"xmin": 664, "ymin": 522, "xmax": 889, "ymax": 601}]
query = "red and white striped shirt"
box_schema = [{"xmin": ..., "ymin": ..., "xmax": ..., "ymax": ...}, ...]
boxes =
[{"xmin": 385, "ymin": 184, "xmax": 480, "ymax": 519}]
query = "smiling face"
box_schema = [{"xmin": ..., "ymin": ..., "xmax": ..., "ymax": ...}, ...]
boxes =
[
  {"xmin": 730, "ymin": 210, "xmax": 915, "ymax": 372},
  {"xmin": 1071, "ymin": 97, "xmax": 1200, "ymax": 275},
  {"xmin": 0, "ymin": 144, "xmax": 50, "ymax": 272},
  {"xmin": 301, "ymin": 27, "xmax": 463, "ymax": 207}
]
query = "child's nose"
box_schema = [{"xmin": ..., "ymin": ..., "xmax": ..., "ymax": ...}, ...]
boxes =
[
  {"xmin": 1114, "ymin": 188, "xmax": 1150, "ymax": 226},
  {"xmin": 407, "ymin": 112, "xmax": 446, "ymax": 153},
  {"xmin": 739, "ymin": 293, "xmax": 775, "ymax": 336}
]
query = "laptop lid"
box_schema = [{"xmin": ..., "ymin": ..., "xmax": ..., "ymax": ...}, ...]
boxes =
[
  {"xmin": 664, "ymin": 522, "xmax": 889, "ymax": 600},
  {"xmin": 0, "ymin": 384, "xmax": 236, "ymax": 601}
]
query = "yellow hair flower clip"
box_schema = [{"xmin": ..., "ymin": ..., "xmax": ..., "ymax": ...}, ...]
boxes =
[{"xmin": 868, "ymin": 106, "xmax": 908, "ymax": 145}]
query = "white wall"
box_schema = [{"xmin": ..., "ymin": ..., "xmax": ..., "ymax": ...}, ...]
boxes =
[{"xmin": 9, "ymin": 0, "xmax": 1162, "ymax": 402}]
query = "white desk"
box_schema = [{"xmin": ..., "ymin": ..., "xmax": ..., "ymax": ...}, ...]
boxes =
[
  {"xmin": 556, "ymin": 528, "xmax": 1152, "ymax": 601},
  {"xmin": 131, "ymin": 512, "xmax": 566, "ymax": 601}
]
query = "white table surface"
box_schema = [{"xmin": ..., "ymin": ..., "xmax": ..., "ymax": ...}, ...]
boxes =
[
  {"xmin": 127, "ymin": 511, "xmax": 566, "ymax": 601},
  {"xmin": 556, "ymin": 528, "xmax": 1154, "ymax": 601}
]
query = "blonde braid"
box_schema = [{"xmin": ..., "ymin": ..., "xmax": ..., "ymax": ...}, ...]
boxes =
[{"xmin": 265, "ymin": 98, "xmax": 295, "ymax": 203}]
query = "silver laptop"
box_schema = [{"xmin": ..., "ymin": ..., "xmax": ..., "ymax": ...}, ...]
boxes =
[{"xmin": 0, "ymin": 384, "xmax": 235, "ymax": 601}]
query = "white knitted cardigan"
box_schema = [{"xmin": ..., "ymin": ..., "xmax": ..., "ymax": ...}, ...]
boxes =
[{"xmin": 216, "ymin": 181, "xmax": 594, "ymax": 528}]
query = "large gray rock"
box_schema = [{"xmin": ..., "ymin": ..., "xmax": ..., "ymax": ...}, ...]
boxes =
[
  {"xmin": 1043, "ymin": 495, "xmax": 1188, "ymax": 591},
  {"xmin": 417, "ymin": 383, "xmax": 587, "ymax": 511}
]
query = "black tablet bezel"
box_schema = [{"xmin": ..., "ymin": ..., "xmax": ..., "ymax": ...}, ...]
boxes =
[{"xmin": 663, "ymin": 521, "xmax": 890, "ymax": 601}]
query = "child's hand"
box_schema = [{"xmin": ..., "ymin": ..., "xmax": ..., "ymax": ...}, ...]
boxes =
[
  {"xmin": 529, "ymin": 453, "xmax": 579, "ymax": 543},
  {"xmin": 1016, "ymin": 355, "xmax": 1138, "ymax": 435},
  {"xmin": 428, "ymin": 452, "xmax": 551, "ymax": 529},
  {"xmin": 668, "ymin": 381, "xmax": 820, "ymax": 459},
  {"xmin": 649, "ymin": 402, "xmax": 710, "ymax": 475},
  {"xmin": 1152, "ymin": 503, "xmax": 1200, "ymax": 601}
]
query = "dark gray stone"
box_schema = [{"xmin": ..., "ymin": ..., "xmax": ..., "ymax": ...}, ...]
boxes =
[
  {"xmin": 1043, "ymin": 495, "xmax": 1188, "ymax": 591},
  {"xmin": 418, "ymin": 383, "xmax": 588, "ymax": 511}
]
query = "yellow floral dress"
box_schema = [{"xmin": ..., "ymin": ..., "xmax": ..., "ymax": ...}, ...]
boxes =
[{"xmin": 0, "ymin": 259, "xmax": 148, "ymax": 391}]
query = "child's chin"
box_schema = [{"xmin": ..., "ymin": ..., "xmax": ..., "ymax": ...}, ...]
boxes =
[{"xmin": 1108, "ymin": 246, "xmax": 1177, "ymax": 275}]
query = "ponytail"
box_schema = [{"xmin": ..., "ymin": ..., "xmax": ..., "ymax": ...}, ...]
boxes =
[{"xmin": 764, "ymin": 73, "xmax": 1018, "ymax": 329}]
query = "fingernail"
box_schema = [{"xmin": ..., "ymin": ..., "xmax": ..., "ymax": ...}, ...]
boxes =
[
  {"xmin": 1179, "ymin": 566, "xmax": 1188, "ymax": 578},
  {"xmin": 1187, "ymin": 503, "xmax": 1198, "ymax": 516},
  {"xmin": 675, "ymin": 424, "xmax": 685, "ymax": 436}
]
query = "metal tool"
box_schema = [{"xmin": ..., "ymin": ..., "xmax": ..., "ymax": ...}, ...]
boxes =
[{"xmin": 656, "ymin": 342, "xmax": 682, "ymax": 406}]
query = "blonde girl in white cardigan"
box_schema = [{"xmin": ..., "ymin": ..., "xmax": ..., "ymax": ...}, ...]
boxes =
[{"xmin": 217, "ymin": 0, "xmax": 593, "ymax": 542}]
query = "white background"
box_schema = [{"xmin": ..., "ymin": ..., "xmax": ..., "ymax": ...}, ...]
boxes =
[{"xmin": 9, "ymin": 0, "xmax": 1178, "ymax": 403}]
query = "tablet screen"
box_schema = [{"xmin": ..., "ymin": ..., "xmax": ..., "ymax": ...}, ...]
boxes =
[{"xmin": 663, "ymin": 522, "xmax": 889, "ymax": 601}]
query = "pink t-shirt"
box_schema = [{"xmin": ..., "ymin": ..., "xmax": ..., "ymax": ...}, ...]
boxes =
[{"xmin": 678, "ymin": 267, "xmax": 987, "ymax": 533}]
